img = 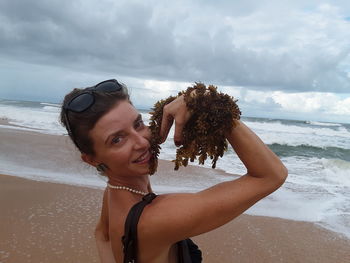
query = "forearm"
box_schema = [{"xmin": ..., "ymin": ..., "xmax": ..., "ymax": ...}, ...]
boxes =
[{"xmin": 226, "ymin": 120, "xmax": 287, "ymax": 182}]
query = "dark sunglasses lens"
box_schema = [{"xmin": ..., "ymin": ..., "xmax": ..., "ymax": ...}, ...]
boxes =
[
  {"xmin": 95, "ymin": 80, "xmax": 122, "ymax": 92},
  {"xmin": 68, "ymin": 93, "xmax": 94, "ymax": 112}
]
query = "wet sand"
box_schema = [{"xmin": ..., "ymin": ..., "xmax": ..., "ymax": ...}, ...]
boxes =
[
  {"xmin": 1, "ymin": 123, "xmax": 350, "ymax": 262},
  {"xmin": 1, "ymin": 174, "xmax": 350, "ymax": 263}
]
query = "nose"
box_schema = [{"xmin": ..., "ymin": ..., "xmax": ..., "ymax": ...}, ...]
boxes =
[{"xmin": 133, "ymin": 129, "xmax": 150, "ymax": 150}]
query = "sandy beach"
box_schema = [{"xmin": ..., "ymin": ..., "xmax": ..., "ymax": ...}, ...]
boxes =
[
  {"xmin": 1, "ymin": 174, "xmax": 350, "ymax": 263},
  {"xmin": 1, "ymin": 125, "xmax": 350, "ymax": 262}
]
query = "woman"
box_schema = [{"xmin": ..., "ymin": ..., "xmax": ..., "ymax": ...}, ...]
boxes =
[{"xmin": 60, "ymin": 79, "xmax": 288, "ymax": 263}]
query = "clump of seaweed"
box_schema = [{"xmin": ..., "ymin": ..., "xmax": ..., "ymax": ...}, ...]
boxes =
[
  {"xmin": 148, "ymin": 95, "xmax": 177, "ymax": 175},
  {"xmin": 148, "ymin": 83, "xmax": 241, "ymax": 175}
]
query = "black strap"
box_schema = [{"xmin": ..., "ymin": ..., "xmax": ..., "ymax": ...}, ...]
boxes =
[
  {"xmin": 178, "ymin": 239, "xmax": 202, "ymax": 263},
  {"xmin": 178, "ymin": 240, "xmax": 192, "ymax": 263},
  {"xmin": 122, "ymin": 193, "xmax": 157, "ymax": 263}
]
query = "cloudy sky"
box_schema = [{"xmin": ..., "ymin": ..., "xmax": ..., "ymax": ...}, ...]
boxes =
[{"xmin": 0, "ymin": 0, "xmax": 350, "ymax": 123}]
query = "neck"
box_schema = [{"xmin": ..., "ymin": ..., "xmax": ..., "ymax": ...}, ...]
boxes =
[
  {"xmin": 107, "ymin": 174, "xmax": 150, "ymax": 194},
  {"xmin": 107, "ymin": 183, "xmax": 149, "ymax": 196}
]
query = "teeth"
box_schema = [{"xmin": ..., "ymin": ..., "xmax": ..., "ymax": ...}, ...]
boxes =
[{"xmin": 135, "ymin": 151, "xmax": 149, "ymax": 162}]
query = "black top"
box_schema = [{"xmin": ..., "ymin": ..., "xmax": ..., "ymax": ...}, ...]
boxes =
[{"xmin": 122, "ymin": 193, "xmax": 202, "ymax": 263}]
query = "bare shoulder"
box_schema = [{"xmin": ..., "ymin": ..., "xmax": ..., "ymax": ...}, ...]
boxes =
[{"xmin": 139, "ymin": 174, "xmax": 284, "ymax": 245}]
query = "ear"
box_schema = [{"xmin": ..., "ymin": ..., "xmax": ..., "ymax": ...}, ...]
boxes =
[{"xmin": 81, "ymin": 153, "xmax": 98, "ymax": 167}]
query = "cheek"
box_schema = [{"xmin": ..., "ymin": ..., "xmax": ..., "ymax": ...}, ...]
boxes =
[
  {"xmin": 143, "ymin": 126, "xmax": 152, "ymax": 141},
  {"xmin": 105, "ymin": 147, "xmax": 132, "ymax": 167},
  {"xmin": 120, "ymin": 148, "xmax": 133, "ymax": 162}
]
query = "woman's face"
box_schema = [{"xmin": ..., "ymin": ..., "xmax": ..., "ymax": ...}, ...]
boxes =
[{"xmin": 88, "ymin": 100, "xmax": 151, "ymax": 178}]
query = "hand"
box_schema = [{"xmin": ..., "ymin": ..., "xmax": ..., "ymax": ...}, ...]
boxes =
[{"xmin": 159, "ymin": 95, "xmax": 192, "ymax": 146}]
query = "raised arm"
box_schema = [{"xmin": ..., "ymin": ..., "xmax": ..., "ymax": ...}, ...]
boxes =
[
  {"xmin": 141, "ymin": 94, "xmax": 287, "ymax": 245},
  {"xmin": 227, "ymin": 120, "xmax": 287, "ymax": 184},
  {"xmin": 189, "ymin": 120, "xmax": 288, "ymax": 232}
]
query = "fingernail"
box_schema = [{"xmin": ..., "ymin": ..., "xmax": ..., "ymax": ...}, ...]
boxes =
[{"xmin": 175, "ymin": 141, "xmax": 181, "ymax": 147}]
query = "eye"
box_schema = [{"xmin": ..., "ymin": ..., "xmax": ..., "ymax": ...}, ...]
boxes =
[{"xmin": 111, "ymin": 136, "xmax": 122, "ymax": 144}]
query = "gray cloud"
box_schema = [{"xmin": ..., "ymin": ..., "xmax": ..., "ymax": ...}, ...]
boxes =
[{"xmin": 0, "ymin": 0, "xmax": 350, "ymax": 96}]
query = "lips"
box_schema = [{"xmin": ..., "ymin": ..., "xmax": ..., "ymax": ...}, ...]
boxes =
[{"xmin": 133, "ymin": 150, "xmax": 151, "ymax": 164}]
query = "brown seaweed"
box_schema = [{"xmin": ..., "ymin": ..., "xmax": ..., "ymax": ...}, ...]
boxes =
[{"xmin": 148, "ymin": 83, "xmax": 241, "ymax": 175}]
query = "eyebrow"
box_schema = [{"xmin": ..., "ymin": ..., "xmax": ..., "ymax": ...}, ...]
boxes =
[{"xmin": 104, "ymin": 114, "xmax": 142, "ymax": 145}]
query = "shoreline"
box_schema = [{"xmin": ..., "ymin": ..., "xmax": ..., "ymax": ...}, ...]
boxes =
[
  {"xmin": 1, "ymin": 174, "xmax": 350, "ymax": 263},
  {"xmin": 1, "ymin": 120, "xmax": 350, "ymax": 262}
]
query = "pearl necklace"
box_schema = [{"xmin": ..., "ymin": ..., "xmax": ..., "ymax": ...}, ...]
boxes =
[{"xmin": 107, "ymin": 183, "xmax": 148, "ymax": 196}]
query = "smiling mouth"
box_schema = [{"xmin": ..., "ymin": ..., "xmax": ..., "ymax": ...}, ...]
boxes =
[{"xmin": 133, "ymin": 150, "xmax": 151, "ymax": 164}]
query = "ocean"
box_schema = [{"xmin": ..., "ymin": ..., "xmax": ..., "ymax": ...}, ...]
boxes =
[{"xmin": 0, "ymin": 98, "xmax": 349, "ymax": 239}]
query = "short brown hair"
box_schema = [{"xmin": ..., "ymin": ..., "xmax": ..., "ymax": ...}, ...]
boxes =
[{"xmin": 60, "ymin": 84, "xmax": 130, "ymax": 155}]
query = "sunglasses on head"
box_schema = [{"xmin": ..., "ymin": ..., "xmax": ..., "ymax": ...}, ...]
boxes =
[{"xmin": 63, "ymin": 79, "xmax": 124, "ymax": 149}]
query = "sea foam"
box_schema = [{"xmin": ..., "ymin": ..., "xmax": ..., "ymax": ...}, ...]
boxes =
[{"xmin": 0, "ymin": 99, "xmax": 349, "ymax": 238}]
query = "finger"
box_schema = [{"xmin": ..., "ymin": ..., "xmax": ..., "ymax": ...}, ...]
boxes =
[
  {"xmin": 174, "ymin": 109, "xmax": 192, "ymax": 146},
  {"xmin": 173, "ymin": 118, "xmax": 185, "ymax": 146},
  {"xmin": 160, "ymin": 109, "xmax": 174, "ymax": 143},
  {"xmin": 161, "ymin": 117, "xmax": 174, "ymax": 143}
]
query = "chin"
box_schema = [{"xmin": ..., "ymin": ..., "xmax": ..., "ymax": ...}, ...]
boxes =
[
  {"xmin": 138, "ymin": 168, "xmax": 151, "ymax": 176},
  {"xmin": 128, "ymin": 167, "xmax": 150, "ymax": 176}
]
